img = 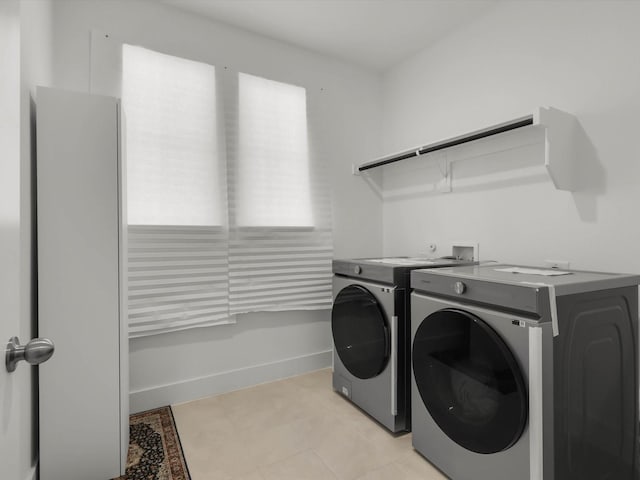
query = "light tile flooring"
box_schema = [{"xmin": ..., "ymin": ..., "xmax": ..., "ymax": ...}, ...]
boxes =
[{"xmin": 172, "ymin": 368, "xmax": 447, "ymax": 480}]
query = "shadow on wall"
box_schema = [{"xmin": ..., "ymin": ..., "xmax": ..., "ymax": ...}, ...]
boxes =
[{"xmin": 571, "ymin": 120, "xmax": 605, "ymax": 223}]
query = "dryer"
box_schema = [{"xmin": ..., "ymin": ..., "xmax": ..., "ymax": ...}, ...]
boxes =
[
  {"xmin": 331, "ymin": 257, "xmax": 477, "ymax": 433},
  {"xmin": 410, "ymin": 264, "xmax": 640, "ymax": 480}
]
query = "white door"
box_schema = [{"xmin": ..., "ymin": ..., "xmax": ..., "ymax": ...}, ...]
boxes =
[
  {"xmin": 1, "ymin": 9, "xmax": 126, "ymax": 478},
  {"xmin": 1, "ymin": 2, "xmax": 32, "ymax": 480}
]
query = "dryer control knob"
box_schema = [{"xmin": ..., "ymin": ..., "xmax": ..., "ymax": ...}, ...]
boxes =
[
  {"xmin": 453, "ymin": 281, "xmax": 466, "ymax": 295},
  {"xmin": 354, "ymin": 265, "xmax": 362, "ymax": 275}
]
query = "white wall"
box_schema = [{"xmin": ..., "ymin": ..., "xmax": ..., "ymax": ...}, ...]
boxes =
[
  {"xmin": 48, "ymin": 0, "xmax": 383, "ymax": 411},
  {"xmin": 381, "ymin": 1, "xmax": 640, "ymax": 275}
]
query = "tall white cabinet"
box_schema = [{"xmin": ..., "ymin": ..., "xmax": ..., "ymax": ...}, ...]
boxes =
[{"xmin": 36, "ymin": 87, "xmax": 128, "ymax": 479}]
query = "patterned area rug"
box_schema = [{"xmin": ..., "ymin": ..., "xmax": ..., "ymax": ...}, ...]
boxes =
[{"xmin": 113, "ymin": 406, "xmax": 191, "ymax": 480}]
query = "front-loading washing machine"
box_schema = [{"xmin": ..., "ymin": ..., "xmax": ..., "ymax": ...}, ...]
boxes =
[
  {"xmin": 410, "ymin": 264, "xmax": 639, "ymax": 480},
  {"xmin": 331, "ymin": 257, "xmax": 478, "ymax": 433}
]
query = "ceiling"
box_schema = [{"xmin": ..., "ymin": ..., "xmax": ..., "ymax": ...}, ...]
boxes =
[{"xmin": 160, "ymin": 0, "xmax": 500, "ymax": 71}]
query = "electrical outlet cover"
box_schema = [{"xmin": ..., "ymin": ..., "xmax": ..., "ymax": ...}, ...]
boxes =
[{"xmin": 452, "ymin": 242, "xmax": 479, "ymax": 261}]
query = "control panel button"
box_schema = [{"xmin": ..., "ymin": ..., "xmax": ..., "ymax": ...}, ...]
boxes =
[
  {"xmin": 354, "ymin": 265, "xmax": 362, "ymax": 275},
  {"xmin": 453, "ymin": 281, "xmax": 466, "ymax": 295}
]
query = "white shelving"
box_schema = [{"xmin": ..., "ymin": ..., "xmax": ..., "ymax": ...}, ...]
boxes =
[
  {"xmin": 355, "ymin": 106, "xmax": 579, "ymax": 192},
  {"xmin": 536, "ymin": 107, "xmax": 579, "ymax": 191}
]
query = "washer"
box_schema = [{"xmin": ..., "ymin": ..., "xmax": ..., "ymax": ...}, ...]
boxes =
[
  {"xmin": 331, "ymin": 257, "xmax": 477, "ymax": 433},
  {"xmin": 410, "ymin": 264, "xmax": 639, "ymax": 480}
]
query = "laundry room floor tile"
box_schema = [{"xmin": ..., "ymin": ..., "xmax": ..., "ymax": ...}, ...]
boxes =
[
  {"xmin": 353, "ymin": 463, "xmax": 410, "ymax": 480},
  {"xmin": 312, "ymin": 420, "xmax": 389, "ymax": 479},
  {"xmin": 172, "ymin": 368, "xmax": 447, "ymax": 480},
  {"xmin": 260, "ymin": 450, "xmax": 338, "ymax": 479},
  {"xmin": 233, "ymin": 471, "xmax": 265, "ymax": 480},
  {"xmin": 393, "ymin": 450, "xmax": 447, "ymax": 479}
]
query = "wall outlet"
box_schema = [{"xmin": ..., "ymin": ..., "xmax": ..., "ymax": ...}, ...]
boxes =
[{"xmin": 544, "ymin": 259, "xmax": 570, "ymax": 270}]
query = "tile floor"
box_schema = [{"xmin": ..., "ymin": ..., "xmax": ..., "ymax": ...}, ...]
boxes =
[{"xmin": 172, "ymin": 368, "xmax": 447, "ymax": 480}]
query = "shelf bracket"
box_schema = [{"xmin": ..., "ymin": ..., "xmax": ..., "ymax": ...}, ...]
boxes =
[{"xmin": 435, "ymin": 156, "xmax": 452, "ymax": 193}]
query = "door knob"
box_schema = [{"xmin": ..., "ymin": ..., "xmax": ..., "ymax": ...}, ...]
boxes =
[{"xmin": 5, "ymin": 336, "xmax": 55, "ymax": 372}]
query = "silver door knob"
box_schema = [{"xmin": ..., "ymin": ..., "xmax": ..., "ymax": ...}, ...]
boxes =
[{"xmin": 5, "ymin": 337, "xmax": 55, "ymax": 372}]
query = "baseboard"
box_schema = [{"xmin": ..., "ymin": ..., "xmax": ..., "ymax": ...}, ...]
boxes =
[{"xmin": 129, "ymin": 349, "xmax": 332, "ymax": 413}]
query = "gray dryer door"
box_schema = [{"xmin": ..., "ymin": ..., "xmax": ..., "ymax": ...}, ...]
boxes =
[
  {"xmin": 332, "ymin": 284, "xmax": 390, "ymax": 379},
  {"xmin": 412, "ymin": 308, "xmax": 528, "ymax": 454}
]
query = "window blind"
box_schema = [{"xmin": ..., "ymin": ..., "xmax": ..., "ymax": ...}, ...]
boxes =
[
  {"xmin": 127, "ymin": 226, "xmax": 229, "ymax": 337},
  {"xmin": 122, "ymin": 45, "xmax": 231, "ymax": 336},
  {"xmin": 228, "ymin": 229, "xmax": 333, "ymax": 314},
  {"xmin": 227, "ymin": 73, "xmax": 333, "ymax": 314}
]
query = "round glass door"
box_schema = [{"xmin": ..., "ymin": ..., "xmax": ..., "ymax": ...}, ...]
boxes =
[
  {"xmin": 331, "ymin": 285, "xmax": 390, "ymax": 379},
  {"xmin": 412, "ymin": 308, "xmax": 527, "ymax": 454}
]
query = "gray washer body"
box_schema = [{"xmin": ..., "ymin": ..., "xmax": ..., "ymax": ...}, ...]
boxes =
[
  {"xmin": 410, "ymin": 264, "xmax": 640, "ymax": 480},
  {"xmin": 331, "ymin": 257, "xmax": 476, "ymax": 433}
]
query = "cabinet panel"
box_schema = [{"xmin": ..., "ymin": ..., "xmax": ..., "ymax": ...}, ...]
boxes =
[{"xmin": 37, "ymin": 87, "xmax": 126, "ymax": 479}]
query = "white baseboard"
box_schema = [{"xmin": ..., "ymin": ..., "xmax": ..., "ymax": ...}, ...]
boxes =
[{"xmin": 129, "ymin": 349, "xmax": 332, "ymax": 413}]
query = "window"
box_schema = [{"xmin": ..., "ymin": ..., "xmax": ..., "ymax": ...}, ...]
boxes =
[
  {"xmin": 123, "ymin": 45, "xmax": 224, "ymax": 226},
  {"xmin": 235, "ymin": 73, "xmax": 312, "ymax": 227},
  {"xmin": 227, "ymin": 73, "xmax": 332, "ymax": 315},
  {"xmin": 121, "ymin": 44, "xmax": 332, "ymax": 337},
  {"xmin": 122, "ymin": 45, "xmax": 230, "ymax": 337}
]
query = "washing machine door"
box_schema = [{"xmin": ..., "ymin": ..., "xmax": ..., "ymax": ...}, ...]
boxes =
[
  {"xmin": 412, "ymin": 308, "xmax": 527, "ymax": 454},
  {"xmin": 331, "ymin": 285, "xmax": 390, "ymax": 380}
]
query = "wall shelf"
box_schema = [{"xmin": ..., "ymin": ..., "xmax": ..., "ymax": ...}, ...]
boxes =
[{"xmin": 356, "ymin": 106, "xmax": 579, "ymax": 192}]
